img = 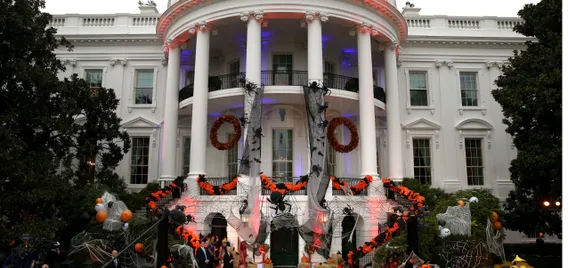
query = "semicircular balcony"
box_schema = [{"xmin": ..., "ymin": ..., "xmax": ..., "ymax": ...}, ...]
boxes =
[{"xmin": 175, "ymin": 18, "xmax": 389, "ymax": 116}]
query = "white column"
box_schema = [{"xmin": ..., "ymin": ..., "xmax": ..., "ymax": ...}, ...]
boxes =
[
  {"xmin": 384, "ymin": 43, "xmax": 404, "ymax": 181},
  {"xmin": 160, "ymin": 46, "xmax": 181, "ymax": 184},
  {"xmin": 306, "ymin": 11, "xmax": 327, "ymax": 82},
  {"xmin": 356, "ymin": 26, "xmax": 378, "ymax": 177},
  {"xmin": 243, "ymin": 12, "xmax": 262, "ymax": 86},
  {"xmin": 189, "ymin": 24, "xmax": 211, "ymax": 177}
]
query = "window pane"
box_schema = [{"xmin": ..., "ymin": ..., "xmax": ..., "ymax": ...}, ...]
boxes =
[
  {"xmin": 182, "ymin": 137, "xmax": 191, "ymax": 175},
  {"xmin": 465, "ymin": 138, "xmax": 484, "ymax": 185},
  {"xmin": 459, "ymin": 72, "xmax": 478, "ymax": 107},
  {"xmin": 272, "ymin": 129, "xmax": 293, "ymax": 178},
  {"xmin": 410, "ymin": 89, "xmax": 428, "ymax": 106},
  {"xmin": 85, "ymin": 70, "xmax": 103, "ymax": 88},
  {"xmin": 409, "ymin": 72, "xmax": 426, "ymax": 89},
  {"xmin": 227, "ymin": 134, "xmax": 238, "ymax": 176},
  {"xmin": 130, "ymin": 137, "xmax": 150, "ymax": 184},
  {"xmin": 135, "ymin": 70, "xmax": 154, "ymax": 104},
  {"xmin": 409, "ymin": 72, "xmax": 428, "ymax": 106},
  {"xmin": 412, "ymin": 138, "xmax": 431, "ymax": 185}
]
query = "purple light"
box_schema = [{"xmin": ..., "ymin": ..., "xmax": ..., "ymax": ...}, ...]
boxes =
[
  {"xmin": 182, "ymin": 50, "xmax": 191, "ymax": 55},
  {"xmin": 342, "ymin": 113, "xmax": 356, "ymax": 117},
  {"xmin": 343, "ymin": 48, "xmax": 356, "ymax": 53},
  {"xmin": 322, "ymin": 35, "xmax": 329, "ymax": 42},
  {"xmin": 208, "ymin": 112, "xmax": 221, "ymax": 117},
  {"xmin": 261, "ymin": 31, "xmax": 272, "ymax": 37},
  {"xmin": 261, "ymin": 98, "xmax": 277, "ymax": 105}
]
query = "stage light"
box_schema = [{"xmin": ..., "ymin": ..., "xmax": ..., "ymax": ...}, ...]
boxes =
[{"xmin": 543, "ymin": 201, "xmax": 550, "ymax": 207}]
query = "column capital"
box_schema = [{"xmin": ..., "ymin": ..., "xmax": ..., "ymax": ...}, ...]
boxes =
[
  {"xmin": 63, "ymin": 58, "xmax": 77, "ymax": 67},
  {"xmin": 188, "ymin": 21, "xmax": 218, "ymax": 35},
  {"xmin": 109, "ymin": 58, "xmax": 127, "ymax": 67},
  {"xmin": 485, "ymin": 60, "xmax": 504, "ymax": 69},
  {"xmin": 435, "ymin": 60, "xmax": 454, "ymax": 68},
  {"xmin": 240, "ymin": 11, "xmax": 265, "ymax": 22},
  {"xmin": 304, "ymin": 11, "xmax": 329, "ymax": 22},
  {"xmin": 161, "ymin": 57, "xmax": 168, "ymax": 66},
  {"xmin": 349, "ymin": 23, "xmax": 379, "ymax": 36}
]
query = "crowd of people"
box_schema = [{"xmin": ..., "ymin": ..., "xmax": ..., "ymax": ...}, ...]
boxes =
[{"xmin": 196, "ymin": 234, "xmax": 248, "ymax": 268}]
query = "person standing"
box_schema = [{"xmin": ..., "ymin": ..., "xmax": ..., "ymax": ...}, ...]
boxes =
[
  {"xmin": 222, "ymin": 245, "xmax": 234, "ymax": 268},
  {"xmin": 197, "ymin": 241, "xmax": 210, "ymax": 268}
]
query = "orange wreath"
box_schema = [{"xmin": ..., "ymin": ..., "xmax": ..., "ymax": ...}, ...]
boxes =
[
  {"xmin": 327, "ymin": 117, "xmax": 359, "ymax": 153},
  {"xmin": 210, "ymin": 115, "xmax": 241, "ymax": 150}
]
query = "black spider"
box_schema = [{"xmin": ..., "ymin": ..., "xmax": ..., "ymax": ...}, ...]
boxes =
[
  {"xmin": 239, "ymin": 78, "xmax": 258, "ymax": 96},
  {"xmin": 267, "ymin": 192, "xmax": 292, "ymax": 214},
  {"xmin": 319, "ymin": 198, "xmax": 329, "ymax": 209},
  {"xmin": 318, "ymin": 102, "xmax": 329, "ymax": 113},
  {"xmin": 318, "ymin": 120, "xmax": 329, "ymax": 129},
  {"xmin": 253, "ymin": 158, "xmax": 261, "ymax": 163},
  {"xmin": 308, "ymin": 81, "xmax": 319, "ymax": 91},
  {"xmin": 343, "ymin": 205, "xmax": 354, "ymax": 215},
  {"xmin": 310, "ymin": 146, "xmax": 317, "ymax": 156},
  {"xmin": 239, "ymin": 115, "xmax": 249, "ymax": 127},
  {"xmin": 239, "ymin": 157, "xmax": 251, "ymax": 168},
  {"xmin": 321, "ymin": 85, "xmax": 331, "ymax": 96},
  {"xmin": 186, "ymin": 214, "xmax": 196, "ymax": 224},
  {"xmin": 253, "ymin": 128, "xmax": 264, "ymax": 139},
  {"xmin": 311, "ymin": 165, "xmax": 323, "ymax": 177}
]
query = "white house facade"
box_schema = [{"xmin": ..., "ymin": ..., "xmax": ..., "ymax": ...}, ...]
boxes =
[{"xmin": 51, "ymin": 0, "xmax": 550, "ymax": 265}]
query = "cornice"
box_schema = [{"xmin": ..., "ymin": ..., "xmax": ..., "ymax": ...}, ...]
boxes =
[
  {"xmin": 61, "ymin": 35, "xmax": 160, "ymax": 44},
  {"xmin": 405, "ymin": 36, "xmax": 529, "ymax": 46}
]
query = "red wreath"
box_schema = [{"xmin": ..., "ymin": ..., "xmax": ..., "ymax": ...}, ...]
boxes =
[
  {"xmin": 327, "ymin": 117, "xmax": 359, "ymax": 153},
  {"xmin": 210, "ymin": 115, "xmax": 241, "ymax": 150}
]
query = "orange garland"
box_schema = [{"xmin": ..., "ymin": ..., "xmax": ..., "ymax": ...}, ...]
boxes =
[
  {"xmin": 175, "ymin": 225, "xmax": 201, "ymax": 250},
  {"xmin": 260, "ymin": 174, "xmax": 309, "ymax": 194},
  {"xmin": 347, "ymin": 178, "xmax": 426, "ymax": 265},
  {"xmin": 331, "ymin": 175, "xmax": 373, "ymax": 194},
  {"xmin": 146, "ymin": 181, "xmax": 181, "ymax": 214},
  {"xmin": 196, "ymin": 175, "xmax": 239, "ymax": 195}
]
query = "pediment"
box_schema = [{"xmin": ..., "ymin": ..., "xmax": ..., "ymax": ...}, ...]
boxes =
[
  {"xmin": 402, "ymin": 118, "xmax": 441, "ymax": 130},
  {"xmin": 455, "ymin": 118, "xmax": 493, "ymax": 130},
  {"xmin": 121, "ymin": 116, "xmax": 159, "ymax": 128}
]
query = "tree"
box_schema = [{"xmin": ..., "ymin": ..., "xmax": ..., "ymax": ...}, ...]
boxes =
[
  {"xmin": 491, "ymin": 0, "xmax": 562, "ymax": 236},
  {"xmin": 0, "ymin": 0, "xmax": 130, "ymax": 245}
]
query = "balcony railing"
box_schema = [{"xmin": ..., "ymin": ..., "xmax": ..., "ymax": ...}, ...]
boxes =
[
  {"xmin": 261, "ymin": 177, "xmax": 307, "ymax": 196},
  {"xmin": 179, "ymin": 70, "xmax": 386, "ymax": 103},
  {"xmin": 332, "ymin": 178, "xmax": 369, "ymax": 196},
  {"xmin": 199, "ymin": 177, "xmax": 237, "ymax": 195}
]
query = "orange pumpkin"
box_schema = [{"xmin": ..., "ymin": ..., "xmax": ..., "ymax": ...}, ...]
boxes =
[
  {"xmin": 421, "ymin": 265, "xmax": 431, "ymax": 268},
  {"xmin": 301, "ymin": 256, "xmax": 309, "ymax": 263},
  {"xmin": 8, "ymin": 240, "xmax": 15, "ymax": 246},
  {"xmin": 264, "ymin": 259, "xmax": 272, "ymax": 264},
  {"xmin": 457, "ymin": 200, "xmax": 465, "ymax": 207},
  {"xmin": 121, "ymin": 210, "xmax": 133, "ymax": 222},
  {"xmin": 161, "ymin": 266, "xmax": 167, "ymax": 268},
  {"xmin": 135, "ymin": 243, "xmax": 144, "ymax": 253},
  {"xmin": 493, "ymin": 221, "xmax": 503, "ymax": 230},
  {"xmin": 490, "ymin": 211, "xmax": 499, "ymax": 222},
  {"xmin": 96, "ymin": 210, "xmax": 108, "ymax": 223},
  {"xmin": 96, "ymin": 198, "xmax": 103, "ymax": 204}
]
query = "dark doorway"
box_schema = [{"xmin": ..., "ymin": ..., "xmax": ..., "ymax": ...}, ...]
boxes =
[
  {"xmin": 270, "ymin": 223, "xmax": 299, "ymax": 266},
  {"xmin": 210, "ymin": 213, "xmax": 227, "ymax": 240},
  {"xmin": 341, "ymin": 215, "xmax": 357, "ymax": 261}
]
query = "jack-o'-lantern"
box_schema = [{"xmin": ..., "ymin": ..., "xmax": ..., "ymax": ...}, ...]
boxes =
[
  {"xmin": 96, "ymin": 210, "xmax": 108, "ymax": 223},
  {"xmin": 135, "ymin": 243, "xmax": 144, "ymax": 253},
  {"xmin": 121, "ymin": 210, "xmax": 133, "ymax": 222}
]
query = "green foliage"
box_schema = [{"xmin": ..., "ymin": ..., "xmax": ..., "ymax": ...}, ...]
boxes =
[
  {"xmin": 491, "ymin": 0, "xmax": 562, "ymax": 235},
  {"xmin": 0, "ymin": 0, "xmax": 131, "ymax": 246},
  {"xmin": 402, "ymin": 179, "xmax": 451, "ymax": 209},
  {"xmin": 119, "ymin": 183, "xmax": 160, "ymax": 210},
  {"xmin": 373, "ymin": 231, "xmax": 408, "ymax": 266}
]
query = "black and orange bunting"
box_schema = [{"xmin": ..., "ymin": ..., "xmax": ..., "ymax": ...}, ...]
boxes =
[
  {"xmin": 260, "ymin": 174, "xmax": 309, "ymax": 194},
  {"xmin": 346, "ymin": 178, "xmax": 426, "ymax": 265},
  {"xmin": 196, "ymin": 175, "xmax": 239, "ymax": 195},
  {"xmin": 331, "ymin": 175, "xmax": 373, "ymax": 194},
  {"xmin": 145, "ymin": 177, "xmax": 185, "ymax": 215}
]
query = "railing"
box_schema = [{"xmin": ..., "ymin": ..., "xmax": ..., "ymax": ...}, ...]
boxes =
[
  {"xmin": 179, "ymin": 71, "xmax": 386, "ymax": 103},
  {"xmin": 199, "ymin": 177, "xmax": 237, "ymax": 195},
  {"xmin": 332, "ymin": 178, "xmax": 369, "ymax": 196},
  {"xmin": 406, "ymin": 18, "xmax": 431, "ymax": 28},
  {"xmin": 261, "ymin": 177, "xmax": 307, "ymax": 196}
]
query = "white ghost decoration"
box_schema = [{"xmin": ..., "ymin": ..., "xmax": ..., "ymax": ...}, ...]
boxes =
[
  {"xmin": 469, "ymin": 196, "xmax": 479, "ymax": 203},
  {"xmin": 440, "ymin": 228, "xmax": 451, "ymax": 238},
  {"xmin": 95, "ymin": 203, "xmax": 105, "ymax": 212}
]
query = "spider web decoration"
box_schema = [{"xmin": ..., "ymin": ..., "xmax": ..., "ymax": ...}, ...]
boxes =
[
  {"xmin": 436, "ymin": 203, "xmax": 472, "ymax": 236},
  {"xmin": 438, "ymin": 240, "xmax": 490, "ymax": 268},
  {"xmin": 485, "ymin": 219, "xmax": 506, "ymax": 263},
  {"xmin": 300, "ymin": 81, "xmax": 333, "ymax": 258},
  {"xmin": 397, "ymin": 251, "xmax": 424, "ymax": 268}
]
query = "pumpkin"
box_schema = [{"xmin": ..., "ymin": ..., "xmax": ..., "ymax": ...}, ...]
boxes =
[
  {"xmin": 121, "ymin": 210, "xmax": 133, "ymax": 222},
  {"xmin": 490, "ymin": 211, "xmax": 499, "ymax": 222},
  {"xmin": 96, "ymin": 210, "xmax": 108, "ymax": 223},
  {"xmin": 264, "ymin": 259, "xmax": 272, "ymax": 264},
  {"xmin": 96, "ymin": 198, "xmax": 103, "ymax": 204},
  {"xmin": 493, "ymin": 221, "xmax": 503, "ymax": 230},
  {"xmin": 457, "ymin": 200, "xmax": 465, "ymax": 207},
  {"xmin": 135, "ymin": 243, "xmax": 144, "ymax": 253},
  {"xmin": 161, "ymin": 266, "xmax": 167, "ymax": 268},
  {"xmin": 301, "ymin": 256, "xmax": 309, "ymax": 263},
  {"xmin": 327, "ymin": 259, "xmax": 334, "ymax": 264},
  {"xmin": 421, "ymin": 264, "xmax": 431, "ymax": 268}
]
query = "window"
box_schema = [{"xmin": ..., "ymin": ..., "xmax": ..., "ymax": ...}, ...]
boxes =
[
  {"xmin": 412, "ymin": 138, "xmax": 432, "ymax": 185},
  {"xmin": 459, "ymin": 72, "xmax": 479, "ymax": 107},
  {"xmin": 465, "ymin": 138, "xmax": 484, "ymax": 185},
  {"xmin": 182, "ymin": 137, "xmax": 191, "ymax": 176},
  {"xmin": 327, "ymin": 144, "xmax": 336, "ymax": 175},
  {"xmin": 135, "ymin": 70, "xmax": 154, "ymax": 104},
  {"xmin": 130, "ymin": 137, "xmax": 150, "ymax": 184},
  {"xmin": 409, "ymin": 71, "xmax": 428, "ymax": 106},
  {"xmin": 272, "ymin": 55, "xmax": 293, "ymax": 85},
  {"xmin": 227, "ymin": 134, "xmax": 239, "ymax": 176},
  {"xmin": 376, "ymin": 137, "xmax": 381, "ymax": 176},
  {"xmin": 229, "ymin": 60, "xmax": 240, "ymax": 88},
  {"xmin": 272, "ymin": 129, "xmax": 293, "ymax": 178},
  {"xmin": 324, "ymin": 61, "xmax": 336, "ymax": 74},
  {"xmin": 85, "ymin": 69, "xmax": 103, "ymax": 95}
]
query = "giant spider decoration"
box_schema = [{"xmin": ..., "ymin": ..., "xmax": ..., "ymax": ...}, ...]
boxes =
[
  {"xmin": 318, "ymin": 120, "xmax": 329, "ymax": 129},
  {"xmin": 253, "ymin": 128, "xmax": 264, "ymax": 139},
  {"xmin": 318, "ymin": 102, "xmax": 329, "ymax": 113},
  {"xmin": 311, "ymin": 165, "xmax": 323, "ymax": 177},
  {"xmin": 239, "ymin": 156, "xmax": 251, "ymax": 169},
  {"xmin": 321, "ymin": 85, "xmax": 332, "ymax": 96},
  {"xmin": 267, "ymin": 191, "xmax": 292, "ymax": 214},
  {"xmin": 239, "ymin": 78, "xmax": 258, "ymax": 96},
  {"xmin": 239, "ymin": 115, "xmax": 249, "ymax": 127}
]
